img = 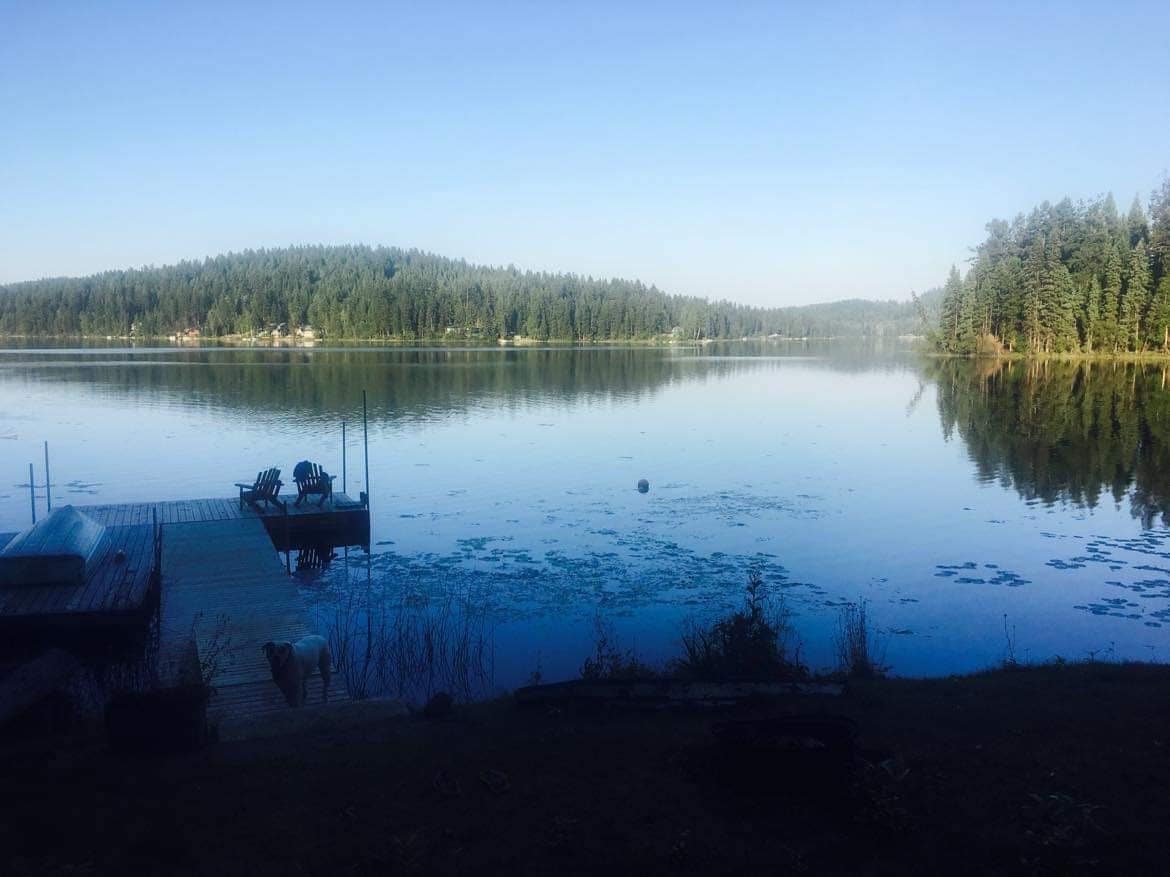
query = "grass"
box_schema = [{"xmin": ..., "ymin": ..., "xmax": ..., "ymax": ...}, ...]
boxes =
[
  {"xmin": 834, "ymin": 599, "xmax": 887, "ymax": 679},
  {"xmin": 1002, "ymin": 612, "xmax": 1021, "ymax": 669},
  {"xmin": 328, "ymin": 582, "xmax": 495, "ymax": 705}
]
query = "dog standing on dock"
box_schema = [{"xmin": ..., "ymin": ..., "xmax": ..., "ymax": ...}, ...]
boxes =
[{"xmin": 262, "ymin": 635, "xmax": 331, "ymax": 707}]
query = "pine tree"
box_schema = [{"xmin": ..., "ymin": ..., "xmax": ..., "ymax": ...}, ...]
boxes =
[
  {"xmin": 1100, "ymin": 241, "xmax": 1123, "ymax": 353},
  {"xmin": 1082, "ymin": 276, "xmax": 1101, "ymax": 353},
  {"xmin": 939, "ymin": 265, "xmax": 965, "ymax": 351},
  {"xmin": 1043, "ymin": 235, "xmax": 1078, "ymax": 351},
  {"xmin": 1022, "ymin": 236, "xmax": 1045, "ymax": 352},
  {"xmin": 1147, "ymin": 276, "xmax": 1170, "ymax": 352},
  {"xmin": 957, "ymin": 273, "xmax": 980, "ymax": 352},
  {"xmin": 1149, "ymin": 179, "xmax": 1170, "ymax": 290},
  {"xmin": 1122, "ymin": 240, "xmax": 1151, "ymax": 351},
  {"xmin": 1127, "ymin": 195, "xmax": 1149, "ymax": 248}
]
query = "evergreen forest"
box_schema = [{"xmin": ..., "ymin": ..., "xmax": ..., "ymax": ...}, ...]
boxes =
[
  {"xmin": 936, "ymin": 180, "xmax": 1170, "ymax": 355},
  {"xmin": 0, "ymin": 246, "xmax": 934, "ymax": 341}
]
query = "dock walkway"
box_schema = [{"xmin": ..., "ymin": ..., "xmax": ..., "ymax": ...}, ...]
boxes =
[{"xmin": 159, "ymin": 518, "xmax": 346, "ymax": 733}]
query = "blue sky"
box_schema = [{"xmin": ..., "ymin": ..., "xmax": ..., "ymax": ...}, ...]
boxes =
[{"xmin": 1, "ymin": 1, "xmax": 1168, "ymax": 305}]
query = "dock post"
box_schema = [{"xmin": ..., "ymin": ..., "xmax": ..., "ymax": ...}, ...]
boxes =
[
  {"xmin": 342, "ymin": 420, "xmax": 347, "ymax": 494},
  {"xmin": 28, "ymin": 463, "xmax": 36, "ymax": 524},
  {"xmin": 43, "ymin": 441, "xmax": 51, "ymax": 513},
  {"xmin": 284, "ymin": 506, "xmax": 291, "ymax": 575},
  {"xmin": 362, "ymin": 390, "xmax": 370, "ymax": 511}
]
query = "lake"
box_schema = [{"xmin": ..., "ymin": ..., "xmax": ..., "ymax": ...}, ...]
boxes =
[{"xmin": 2, "ymin": 343, "xmax": 1169, "ymax": 690}]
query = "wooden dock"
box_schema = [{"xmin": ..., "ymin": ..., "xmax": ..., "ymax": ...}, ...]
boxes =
[
  {"xmin": 159, "ymin": 517, "xmax": 347, "ymax": 734},
  {"xmin": 1, "ymin": 494, "xmax": 368, "ymax": 732},
  {"xmin": 0, "ymin": 495, "xmax": 367, "ymax": 637}
]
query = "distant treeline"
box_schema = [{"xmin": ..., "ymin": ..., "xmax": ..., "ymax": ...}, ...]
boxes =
[
  {"xmin": 0, "ymin": 246, "xmax": 935, "ymax": 341},
  {"xmin": 935, "ymin": 180, "xmax": 1170, "ymax": 355}
]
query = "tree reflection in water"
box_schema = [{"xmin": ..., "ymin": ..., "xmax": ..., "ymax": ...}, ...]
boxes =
[{"xmin": 930, "ymin": 358, "xmax": 1170, "ymax": 528}]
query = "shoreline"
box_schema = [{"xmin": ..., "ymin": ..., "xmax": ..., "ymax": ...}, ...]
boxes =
[
  {"xmin": 924, "ymin": 349, "xmax": 1170, "ymax": 363},
  {"xmin": 0, "ymin": 334, "xmax": 878, "ymax": 349},
  {"xmin": 5, "ymin": 334, "xmax": 1170, "ymax": 360}
]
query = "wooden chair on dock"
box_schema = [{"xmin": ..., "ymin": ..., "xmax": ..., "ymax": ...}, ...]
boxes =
[
  {"xmin": 292, "ymin": 461, "xmax": 335, "ymax": 507},
  {"xmin": 236, "ymin": 467, "xmax": 285, "ymax": 511}
]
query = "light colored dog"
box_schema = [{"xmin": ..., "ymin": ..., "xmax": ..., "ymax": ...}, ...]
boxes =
[{"xmin": 262, "ymin": 635, "xmax": 331, "ymax": 707}]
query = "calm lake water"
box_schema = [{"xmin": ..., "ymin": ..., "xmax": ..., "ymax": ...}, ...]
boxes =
[{"xmin": 2, "ymin": 343, "xmax": 1169, "ymax": 687}]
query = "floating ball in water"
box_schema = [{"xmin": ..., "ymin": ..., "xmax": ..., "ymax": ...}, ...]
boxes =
[{"xmin": 637, "ymin": 479, "xmax": 649, "ymax": 493}]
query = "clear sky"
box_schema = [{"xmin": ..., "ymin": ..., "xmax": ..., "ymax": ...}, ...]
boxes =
[{"xmin": 1, "ymin": 1, "xmax": 1168, "ymax": 306}]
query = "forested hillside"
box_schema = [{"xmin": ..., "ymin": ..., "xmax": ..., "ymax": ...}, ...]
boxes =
[
  {"xmin": 0, "ymin": 246, "xmax": 934, "ymax": 341},
  {"xmin": 936, "ymin": 181, "xmax": 1170, "ymax": 354}
]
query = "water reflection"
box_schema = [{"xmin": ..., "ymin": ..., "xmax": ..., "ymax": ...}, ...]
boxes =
[
  {"xmin": 930, "ymin": 359, "xmax": 1170, "ymax": 527},
  {"xmin": 0, "ymin": 342, "xmax": 912, "ymax": 423}
]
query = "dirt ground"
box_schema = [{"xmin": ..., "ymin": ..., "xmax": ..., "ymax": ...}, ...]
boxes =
[{"xmin": 3, "ymin": 662, "xmax": 1169, "ymax": 875}]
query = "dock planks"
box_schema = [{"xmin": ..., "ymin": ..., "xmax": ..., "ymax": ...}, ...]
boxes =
[
  {"xmin": 159, "ymin": 518, "xmax": 347, "ymax": 733},
  {"xmin": 0, "ymin": 524, "xmax": 155, "ymax": 625}
]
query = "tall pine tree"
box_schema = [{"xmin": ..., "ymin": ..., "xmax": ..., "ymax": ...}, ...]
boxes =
[
  {"xmin": 1022, "ymin": 236, "xmax": 1046, "ymax": 352},
  {"xmin": 1147, "ymin": 275, "xmax": 1170, "ymax": 352},
  {"xmin": 1082, "ymin": 276, "xmax": 1101, "ymax": 353},
  {"xmin": 939, "ymin": 265, "xmax": 966, "ymax": 351},
  {"xmin": 1128, "ymin": 195, "xmax": 1149, "ymax": 248},
  {"xmin": 1100, "ymin": 241, "xmax": 1123, "ymax": 353},
  {"xmin": 1121, "ymin": 241, "xmax": 1151, "ymax": 351}
]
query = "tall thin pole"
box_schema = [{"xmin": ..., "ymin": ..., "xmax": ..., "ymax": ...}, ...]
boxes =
[
  {"xmin": 362, "ymin": 390, "xmax": 370, "ymax": 509},
  {"xmin": 342, "ymin": 420, "xmax": 347, "ymax": 494},
  {"xmin": 28, "ymin": 463, "xmax": 36, "ymax": 524},
  {"xmin": 43, "ymin": 441, "xmax": 51, "ymax": 513}
]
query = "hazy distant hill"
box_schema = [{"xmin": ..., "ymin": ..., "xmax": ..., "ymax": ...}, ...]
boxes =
[{"xmin": 0, "ymin": 245, "xmax": 938, "ymax": 341}]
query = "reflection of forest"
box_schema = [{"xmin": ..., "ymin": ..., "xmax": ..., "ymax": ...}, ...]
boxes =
[
  {"xmin": 0, "ymin": 343, "xmax": 912, "ymax": 423},
  {"xmin": 930, "ymin": 358, "xmax": 1170, "ymax": 527}
]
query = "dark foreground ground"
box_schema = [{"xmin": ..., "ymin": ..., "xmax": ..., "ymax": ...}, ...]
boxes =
[{"xmin": 3, "ymin": 662, "xmax": 1169, "ymax": 875}]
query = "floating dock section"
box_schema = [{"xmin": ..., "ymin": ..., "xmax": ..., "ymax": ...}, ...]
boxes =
[
  {"xmin": 0, "ymin": 506, "xmax": 157, "ymax": 636},
  {"xmin": 78, "ymin": 494, "xmax": 370, "ymax": 552}
]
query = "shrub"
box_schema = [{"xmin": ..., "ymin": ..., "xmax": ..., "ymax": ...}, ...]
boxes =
[
  {"xmin": 674, "ymin": 570, "xmax": 806, "ymax": 681},
  {"xmin": 580, "ymin": 615, "xmax": 657, "ymax": 680},
  {"xmin": 975, "ymin": 332, "xmax": 1006, "ymax": 357}
]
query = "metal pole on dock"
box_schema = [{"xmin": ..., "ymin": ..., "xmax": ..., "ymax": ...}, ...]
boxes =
[
  {"xmin": 362, "ymin": 390, "xmax": 370, "ymax": 510},
  {"xmin": 43, "ymin": 441, "xmax": 52, "ymax": 513},
  {"xmin": 342, "ymin": 420, "xmax": 347, "ymax": 494},
  {"xmin": 28, "ymin": 463, "xmax": 36, "ymax": 524}
]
